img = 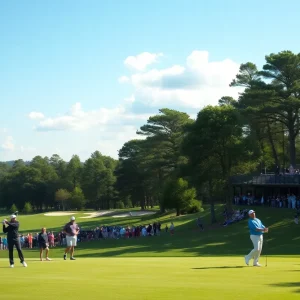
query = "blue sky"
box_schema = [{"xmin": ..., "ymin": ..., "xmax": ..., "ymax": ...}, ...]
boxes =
[{"xmin": 1, "ymin": 0, "xmax": 300, "ymax": 162}]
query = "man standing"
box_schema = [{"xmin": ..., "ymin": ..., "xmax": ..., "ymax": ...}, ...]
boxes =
[
  {"xmin": 63, "ymin": 216, "xmax": 79, "ymax": 260},
  {"xmin": 2, "ymin": 214, "xmax": 27, "ymax": 268},
  {"xmin": 197, "ymin": 217, "xmax": 204, "ymax": 231},
  {"xmin": 38, "ymin": 227, "xmax": 52, "ymax": 261},
  {"xmin": 244, "ymin": 210, "xmax": 268, "ymax": 267}
]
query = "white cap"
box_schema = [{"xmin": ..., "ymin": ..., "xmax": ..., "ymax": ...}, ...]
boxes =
[
  {"xmin": 248, "ymin": 210, "xmax": 255, "ymax": 215},
  {"xmin": 70, "ymin": 216, "xmax": 75, "ymax": 221},
  {"xmin": 10, "ymin": 214, "xmax": 17, "ymax": 219}
]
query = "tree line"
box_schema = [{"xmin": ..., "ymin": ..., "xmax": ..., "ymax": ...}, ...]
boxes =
[{"xmin": 1, "ymin": 50, "xmax": 299, "ymax": 222}]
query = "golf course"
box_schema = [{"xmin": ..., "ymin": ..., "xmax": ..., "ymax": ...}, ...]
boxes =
[{"xmin": 0, "ymin": 206, "xmax": 299, "ymax": 299}]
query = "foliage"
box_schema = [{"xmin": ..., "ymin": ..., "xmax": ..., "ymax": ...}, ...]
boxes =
[
  {"xmin": 23, "ymin": 202, "xmax": 33, "ymax": 214},
  {"xmin": 115, "ymin": 201, "xmax": 125, "ymax": 209},
  {"xmin": 10, "ymin": 204, "xmax": 18, "ymax": 214},
  {"xmin": 163, "ymin": 177, "xmax": 199, "ymax": 216},
  {"xmin": 55, "ymin": 189, "xmax": 71, "ymax": 211},
  {"xmin": 70, "ymin": 187, "xmax": 86, "ymax": 210}
]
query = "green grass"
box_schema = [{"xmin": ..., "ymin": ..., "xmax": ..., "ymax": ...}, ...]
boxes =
[
  {"xmin": 0, "ymin": 206, "xmax": 299, "ymax": 299},
  {"xmin": 0, "ymin": 257, "xmax": 299, "ymax": 299}
]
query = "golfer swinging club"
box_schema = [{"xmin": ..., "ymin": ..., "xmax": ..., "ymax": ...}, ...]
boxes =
[
  {"xmin": 244, "ymin": 210, "xmax": 268, "ymax": 267},
  {"xmin": 2, "ymin": 214, "xmax": 27, "ymax": 268}
]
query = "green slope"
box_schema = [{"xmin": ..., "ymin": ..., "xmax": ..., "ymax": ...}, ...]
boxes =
[{"xmin": 0, "ymin": 206, "xmax": 299, "ymax": 259}]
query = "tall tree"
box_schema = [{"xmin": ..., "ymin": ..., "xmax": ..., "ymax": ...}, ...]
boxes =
[
  {"xmin": 233, "ymin": 51, "xmax": 300, "ymax": 167},
  {"xmin": 183, "ymin": 105, "xmax": 259, "ymax": 208},
  {"xmin": 136, "ymin": 108, "xmax": 194, "ymax": 210}
]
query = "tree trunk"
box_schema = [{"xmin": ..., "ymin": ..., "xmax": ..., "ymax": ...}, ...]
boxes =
[
  {"xmin": 208, "ymin": 180, "xmax": 217, "ymax": 224},
  {"xmin": 289, "ymin": 132, "xmax": 296, "ymax": 167},
  {"xmin": 176, "ymin": 207, "xmax": 180, "ymax": 216},
  {"xmin": 266, "ymin": 119, "xmax": 280, "ymax": 167},
  {"xmin": 287, "ymin": 111, "xmax": 297, "ymax": 167}
]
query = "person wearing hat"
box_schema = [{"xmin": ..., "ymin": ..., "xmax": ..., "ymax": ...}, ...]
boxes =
[
  {"xmin": 2, "ymin": 214, "xmax": 27, "ymax": 268},
  {"xmin": 63, "ymin": 216, "xmax": 79, "ymax": 260},
  {"xmin": 244, "ymin": 210, "xmax": 268, "ymax": 267}
]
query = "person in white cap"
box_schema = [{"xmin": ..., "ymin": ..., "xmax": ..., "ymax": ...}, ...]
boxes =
[
  {"xmin": 2, "ymin": 214, "xmax": 27, "ymax": 268},
  {"xmin": 63, "ymin": 216, "xmax": 79, "ymax": 260},
  {"xmin": 244, "ymin": 210, "xmax": 268, "ymax": 267}
]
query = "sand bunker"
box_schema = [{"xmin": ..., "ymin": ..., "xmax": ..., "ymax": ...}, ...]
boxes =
[
  {"xmin": 44, "ymin": 212, "xmax": 78, "ymax": 216},
  {"xmin": 112, "ymin": 211, "xmax": 156, "ymax": 218},
  {"xmin": 44, "ymin": 210, "xmax": 156, "ymax": 218},
  {"xmin": 79, "ymin": 211, "xmax": 110, "ymax": 219}
]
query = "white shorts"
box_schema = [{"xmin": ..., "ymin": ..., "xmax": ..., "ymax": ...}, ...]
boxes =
[{"xmin": 66, "ymin": 235, "xmax": 77, "ymax": 247}]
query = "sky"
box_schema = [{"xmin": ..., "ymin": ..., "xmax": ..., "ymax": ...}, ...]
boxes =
[{"xmin": 1, "ymin": 0, "xmax": 300, "ymax": 162}]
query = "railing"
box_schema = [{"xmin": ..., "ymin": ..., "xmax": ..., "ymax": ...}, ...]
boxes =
[{"xmin": 230, "ymin": 174, "xmax": 300, "ymax": 185}]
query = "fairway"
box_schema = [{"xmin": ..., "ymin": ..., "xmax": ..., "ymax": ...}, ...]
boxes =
[
  {"xmin": 0, "ymin": 257, "xmax": 299, "ymax": 299},
  {"xmin": 0, "ymin": 207, "xmax": 300, "ymax": 299}
]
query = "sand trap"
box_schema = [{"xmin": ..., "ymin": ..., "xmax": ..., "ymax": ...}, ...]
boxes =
[
  {"xmin": 79, "ymin": 211, "xmax": 110, "ymax": 219},
  {"xmin": 112, "ymin": 211, "xmax": 156, "ymax": 218},
  {"xmin": 44, "ymin": 212, "xmax": 78, "ymax": 216}
]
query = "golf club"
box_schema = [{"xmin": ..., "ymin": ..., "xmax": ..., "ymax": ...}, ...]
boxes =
[{"xmin": 265, "ymin": 228, "xmax": 269, "ymax": 267}]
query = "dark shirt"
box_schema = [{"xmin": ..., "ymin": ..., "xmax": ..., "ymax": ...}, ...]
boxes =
[
  {"xmin": 63, "ymin": 222, "xmax": 79, "ymax": 236},
  {"xmin": 38, "ymin": 232, "xmax": 49, "ymax": 245},
  {"xmin": 3, "ymin": 221, "xmax": 20, "ymax": 240}
]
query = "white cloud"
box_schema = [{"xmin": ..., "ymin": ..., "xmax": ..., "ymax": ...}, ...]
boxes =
[
  {"xmin": 29, "ymin": 102, "xmax": 149, "ymax": 132},
  {"xmin": 1, "ymin": 136, "xmax": 15, "ymax": 151},
  {"xmin": 124, "ymin": 50, "xmax": 243, "ymax": 109},
  {"xmin": 28, "ymin": 111, "xmax": 45, "ymax": 120},
  {"xmin": 124, "ymin": 52, "xmax": 163, "ymax": 71},
  {"xmin": 0, "ymin": 128, "xmax": 8, "ymax": 134},
  {"xmin": 124, "ymin": 95, "xmax": 135, "ymax": 104},
  {"xmin": 118, "ymin": 76, "xmax": 130, "ymax": 83}
]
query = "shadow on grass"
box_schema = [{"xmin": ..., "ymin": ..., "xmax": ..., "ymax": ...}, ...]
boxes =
[
  {"xmin": 191, "ymin": 266, "xmax": 246, "ymax": 270},
  {"xmin": 268, "ymin": 282, "xmax": 300, "ymax": 294}
]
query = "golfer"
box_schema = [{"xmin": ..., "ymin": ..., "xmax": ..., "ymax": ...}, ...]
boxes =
[
  {"xmin": 244, "ymin": 210, "xmax": 268, "ymax": 267},
  {"xmin": 63, "ymin": 216, "xmax": 79, "ymax": 260},
  {"xmin": 2, "ymin": 214, "xmax": 27, "ymax": 268},
  {"xmin": 38, "ymin": 227, "xmax": 52, "ymax": 261}
]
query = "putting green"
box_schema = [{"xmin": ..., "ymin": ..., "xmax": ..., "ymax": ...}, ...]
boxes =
[{"xmin": 0, "ymin": 257, "xmax": 299, "ymax": 299}]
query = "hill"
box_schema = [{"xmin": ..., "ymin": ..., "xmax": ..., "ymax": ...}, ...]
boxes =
[{"xmin": 0, "ymin": 206, "xmax": 299, "ymax": 258}]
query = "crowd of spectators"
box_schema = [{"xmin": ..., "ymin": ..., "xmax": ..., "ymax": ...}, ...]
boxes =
[
  {"xmin": 221, "ymin": 207, "xmax": 248, "ymax": 227},
  {"xmin": 233, "ymin": 194, "xmax": 300, "ymax": 209},
  {"xmin": 0, "ymin": 222, "xmax": 177, "ymax": 250}
]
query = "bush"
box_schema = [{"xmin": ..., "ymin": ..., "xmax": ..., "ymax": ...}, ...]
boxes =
[
  {"xmin": 70, "ymin": 187, "xmax": 86, "ymax": 210},
  {"xmin": 10, "ymin": 204, "xmax": 18, "ymax": 214},
  {"xmin": 186, "ymin": 199, "xmax": 202, "ymax": 214},
  {"xmin": 23, "ymin": 202, "xmax": 33, "ymax": 214},
  {"xmin": 115, "ymin": 201, "xmax": 125, "ymax": 209},
  {"xmin": 124, "ymin": 196, "xmax": 133, "ymax": 208}
]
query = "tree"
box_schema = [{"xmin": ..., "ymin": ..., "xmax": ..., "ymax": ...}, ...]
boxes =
[
  {"xmin": 66, "ymin": 155, "xmax": 82, "ymax": 188},
  {"xmin": 136, "ymin": 108, "xmax": 194, "ymax": 211},
  {"xmin": 55, "ymin": 189, "xmax": 71, "ymax": 211},
  {"xmin": 70, "ymin": 187, "xmax": 86, "ymax": 210},
  {"xmin": 10, "ymin": 204, "xmax": 18, "ymax": 214},
  {"xmin": 183, "ymin": 105, "xmax": 259, "ymax": 208},
  {"xmin": 231, "ymin": 62, "xmax": 281, "ymax": 169},
  {"xmin": 23, "ymin": 202, "xmax": 33, "ymax": 214},
  {"xmin": 163, "ymin": 177, "xmax": 198, "ymax": 216},
  {"xmin": 233, "ymin": 51, "xmax": 300, "ymax": 167},
  {"xmin": 81, "ymin": 151, "xmax": 117, "ymax": 209},
  {"xmin": 116, "ymin": 140, "xmax": 147, "ymax": 209},
  {"xmin": 218, "ymin": 96, "xmax": 237, "ymax": 107}
]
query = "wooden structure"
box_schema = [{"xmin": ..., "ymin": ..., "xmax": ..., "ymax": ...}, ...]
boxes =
[{"xmin": 230, "ymin": 174, "xmax": 300, "ymax": 197}]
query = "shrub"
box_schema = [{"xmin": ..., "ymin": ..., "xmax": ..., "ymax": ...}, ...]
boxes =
[
  {"xmin": 115, "ymin": 201, "xmax": 125, "ymax": 209},
  {"xmin": 23, "ymin": 202, "xmax": 33, "ymax": 214}
]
